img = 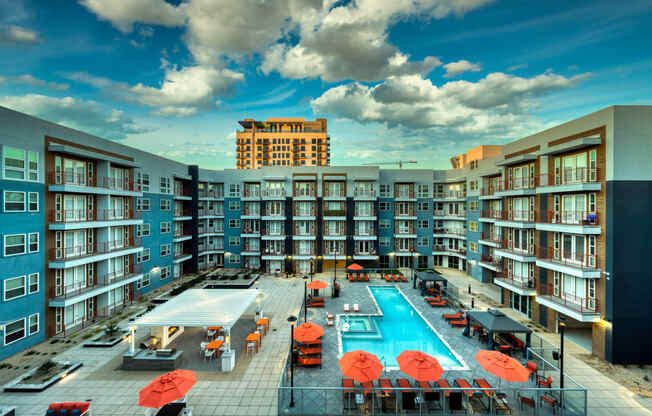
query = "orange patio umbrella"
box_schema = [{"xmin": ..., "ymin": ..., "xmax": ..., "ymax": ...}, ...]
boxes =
[
  {"xmin": 339, "ymin": 350, "xmax": 383, "ymax": 383},
  {"xmin": 397, "ymin": 350, "xmax": 444, "ymax": 382},
  {"xmin": 293, "ymin": 322, "xmax": 324, "ymax": 343},
  {"xmin": 306, "ymin": 280, "xmax": 328, "ymax": 290},
  {"xmin": 347, "ymin": 263, "xmax": 363, "ymax": 271},
  {"xmin": 139, "ymin": 369, "xmax": 196, "ymax": 408},
  {"xmin": 475, "ymin": 350, "xmax": 529, "ymax": 383}
]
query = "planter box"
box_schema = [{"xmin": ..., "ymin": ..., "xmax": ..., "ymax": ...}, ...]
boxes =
[
  {"xmin": 83, "ymin": 330, "xmax": 129, "ymax": 348},
  {"xmin": 3, "ymin": 361, "xmax": 82, "ymax": 392}
]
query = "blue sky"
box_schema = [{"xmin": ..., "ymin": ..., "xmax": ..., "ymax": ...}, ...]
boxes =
[{"xmin": 1, "ymin": 0, "xmax": 651, "ymax": 169}]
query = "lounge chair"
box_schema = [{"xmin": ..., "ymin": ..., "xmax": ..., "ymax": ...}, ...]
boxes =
[
  {"xmin": 443, "ymin": 311, "xmax": 462, "ymax": 320},
  {"xmin": 429, "ymin": 300, "xmax": 447, "ymax": 307},
  {"xmin": 448, "ymin": 391, "xmax": 464, "ymax": 412},
  {"xmin": 47, "ymin": 402, "xmax": 90, "ymax": 416},
  {"xmin": 378, "ymin": 379, "xmax": 396, "ymax": 412},
  {"xmin": 392, "ymin": 274, "xmax": 400, "ymax": 282},
  {"xmin": 299, "ymin": 346, "xmax": 322, "ymax": 355},
  {"xmin": 298, "ymin": 356, "xmax": 321, "ymax": 367},
  {"xmin": 399, "ymin": 275, "xmax": 407, "ymax": 282},
  {"xmin": 473, "ymin": 378, "xmax": 492, "ymax": 398},
  {"xmin": 418, "ymin": 380, "xmax": 441, "ymax": 406},
  {"xmin": 454, "ymin": 379, "xmax": 474, "ymax": 397},
  {"xmin": 308, "ymin": 301, "xmax": 324, "ymax": 308},
  {"xmin": 353, "ymin": 304, "xmax": 360, "ymax": 312},
  {"xmin": 436, "ymin": 380, "xmax": 452, "ymax": 397},
  {"xmin": 425, "ymin": 297, "xmax": 441, "ymax": 302},
  {"xmin": 536, "ymin": 375, "xmax": 552, "ymax": 388},
  {"xmin": 342, "ymin": 378, "xmax": 355, "ymax": 411},
  {"xmin": 450, "ymin": 319, "xmax": 467, "ymax": 327},
  {"xmin": 312, "ymin": 297, "xmax": 325, "ymax": 302},
  {"xmin": 326, "ymin": 316, "xmax": 334, "ymax": 326},
  {"xmin": 344, "ymin": 304, "xmax": 350, "ymax": 312},
  {"xmin": 396, "ymin": 378, "xmax": 416, "ymax": 410},
  {"xmin": 541, "ymin": 393, "xmax": 559, "ymax": 413},
  {"xmin": 357, "ymin": 274, "xmax": 363, "ymax": 282},
  {"xmin": 348, "ymin": 273, "xmax": 355, "ymax": 282},
  {"xmin": 363, "ymin": 273, "xmax": 369, "ymax": 281},
  {"xmin": 383, "ymin": 274, "xmax": 391, "ymax": 282},
  {"xmin": 526, "ymin": 361, "xmax": 537, "ymax": 381},
  {"xmin": 519, "ymin": 394, "xmax": 536, "ymax": 411}
]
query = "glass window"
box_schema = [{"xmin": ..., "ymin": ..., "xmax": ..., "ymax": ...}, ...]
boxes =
[
  {"xmin": 136, "ymin": 198, "xmax": 150, "ymax": 211},
  {"xmin": 3, "ymin": 146, "xmax": 26, "ymax": 180},
  {"xmin": 28, "ymin": 273, "xmax": 39, "ymax": 294},
  {"xmin": 28, "ymin": 151, "xmax": 39, "ymax": 181},
  {"xmin": 4, "ymin": 318, "xmax": 25, "ymax": 344},
  {"xmin": 160, "ymin": 222, "xmax": 171, "ymax": 234},
  {"xmin": 229, "ymin": 184, "xmax": 241, "ymax": 197},
  {"xmin": 160, "ymin": 199, "xmax": 171, "ymax": 210},
  {"xmin": 4, "ymin": 275, "xmax": 26, "ymax": 300},
  {"xmin": 28, "ymin": 192, "xmax": 39, "ymax": 211},
  {"xmin": 28, "ymin": 232, "xmax": 39, "ymax": 253},
  {"xmin": 4, "ymin": 234, "xmax": 26, "ymax": 256},
  {"xmin": 29, "ymin": 313, "xmax": 39, "ymax": 335},
  {"xmin": 161, "ymin": 266, "xmax": 171, "ymax": 279},
  {"xmin": 379, "ymin": 219, "xmax": 391, "ymax": 229},
  {"xmin": 160, "ymin": 177, "xmax": 171, "ymax": 193},
  {"xmin": 137, "ymin": 172, "xmax": 150, "ymax": 192},
  {"xmin": 139, "ymin": 273, "xmax": 150, "ymax": 288},
  {"xmin": 160, "ymin": 244, "xmax": 171, "ymax": 256},
  {"xmin": 4, "ymin": 191, "xmax": 25, "ymax": 211}
]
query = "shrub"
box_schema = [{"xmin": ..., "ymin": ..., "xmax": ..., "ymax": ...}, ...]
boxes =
[{"xmin": 105, "ymin": 320, "xmax": 120, "ymax": 337}]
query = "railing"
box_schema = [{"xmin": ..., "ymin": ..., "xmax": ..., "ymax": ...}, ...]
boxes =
[
  {"xmin": 433, "ymin": 245, "xmax": 465, "ymax": 255},
  {"xmin": 480, "ymin": 254, "xmax": 503, "ymax": 269},
  {"xmin": 242, "ymin": 208, "xmax": 261, "ymax": 216},
  {"xmin": 173, "ymin": 186, "xmax": 191, "ymax": 197},
  {"xmin": 262, "ymin": 209, "xmax": 285, "ymax": 217},
  {"xmin": 394, "ymin": 223, "xmax": 415, "ymax": 234},
  {"xmin": 324, "ymin": 249, "xmax": 346, "ymax": 256},
  {"xmin": 323, "ymin": 209, "xmax": 346, "ymax": 216},
  {"xmin": 294, "ymin": 207, "xmax": 316, "ymax": 216},
  {"xmin": 354, "ymin": 227, "xmax": 376, "ymax": 236},
  {"xmin": 198, "ymin": 208, "xmax": 224, "ymax": 216},
  {"xmin": 395, "ymin": 190, "xmax": 415, "ymax": 198},
  {"xmin": 395, "ymin": 208, "xmax": 416, "ymax": 217},
  {"xmin": 96, "ymin": 298, "xmax": 134, "ymax": 318},
  {"xmin": 504, "ymin": 176, "xmax": 536, "ymax": 191},
  {"xmin": 293, "ymin": 244, "xmax": 316, "ymax": 255},
  {"xmin": 395, "ymin": 244, "xmax": 415, "ymax": 252},
  {"xmin": 242, "ymin": 228, "xmax": 261, "ymax": 234},
  {"xmin": 174, "ymin": 209, "xmax": 192, "ymax": 217},
  {"xmin": 536, "ymin": 247, "xmax": 598, "ymax": 269},
  {"xmin": 198, "ymin": 190, "xmax": 224, "ymax": 198},
  {"xmin": 198, "ymin": 227, "xmax": 224, "ymax": 234},
  {"xmin": 537, "ymin": 210, "xmax": 599, "ymax": 226},
  {"xmin": 48, "ymin": 172, "xmax": 136, "ymax": 191},
  {"xmin": 243, "ymin": 188, "xmax": 261, "ymax": 198},
  {"xmin": 49, "ymin": 209, "xmax": 141, "ymax": 223},
  {"xmin": 480, "ymin": 232, "xmax": 504, "ymax": 246},
  {"xmin": 434, "ymin": 228, "xmax": 465, "ymax": 236},
  {"xmin": 480, "ymin": 209, "xmax": 503, "ymax": 220},
  {"xmin": 50, "ymin": 265, "xmax": 142, "ymax": 299},
  {"xmin": 537, "ymin": 167, "xmax": 600, "ymax": 187},
  {"xmin": 323, "ymin": 187, "xmax": 346, "ymax": 198},
  {"xmin": 51, "ymin": 238, "xmax": 141, "ymax": 260},
  {"xmin": 173, "ymin": 250, "xmax": 192, "ymax": 259},
  {"xmin": 354, "ymin": 208, "xmax": 376, "ymax": 216},
  {"xmin": 491, "ymin": 210, "xmax": 535, "ymax": 222},
  {"xmin": 480, "ymin": 181, "xmax": 505, "ymax": 196},
  {"xmin": 262, "ymin": 226, "xmax": 285, "ymax": 236},
  {"xmin": 242, "ymin": 245, "xmax": 261, "ymax": 252},
  {"xmin": 198, "ymin": 244, "xmax": 223, "ymax": 252},
  {"xmin": 353, "ymin": 189, "xmax": 376, "ymax": 198},
  {"xmin": 293, "ymin": 227, "xmax": 316, "ymax": 236},
  {"xmin": 499, "ymin": 240, "xmax": 535, "ymax": 257},
  {"xmin": 323, "ymin": 226, "xmax": 346, "ymax": 236},
  {"xmin": 261, "ymin": 188, "xmax": 286, "ymax": 197},
  {"xmin": 538, "ymin": 283, "xmax": 599, "ymax": 314},
  {"xmin": 433, "ymin": 210, "xmax": 466, "ymax": 217},
  {"xmin": 354, "ymin": 248, "xmax": 377, "ymax": 256},
  {"xmin": 494, "ymin": 271, "xmax": 535, "ymax": 289},
  {"xmin": 261, "ymin": 248, "xmax": 285, "ymax": 255},
  {"xmin": 294, "ymin": 187, "xmax": 316, "ymax": 197},
  {"xmin": 434, "ymin": 190, "xmax": 466, "ymax": 199}
]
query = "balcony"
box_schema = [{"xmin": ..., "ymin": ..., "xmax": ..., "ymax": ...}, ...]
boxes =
[
  {"xmin": 354, "ymin": 227, "xmax": 376, "ymax": 239},
  {"xmin": 243, "ymin": 188, "xmax": 261, "ymax": 199},
  {"xmin": 494, "ymin": 210, "xmax": 536, "ymax": 228},
  {"xmin": 537, "ymin": 283, "xmax": 600, "ymax": 322},
  {"xmin": 49, "ymin": 265, "xmax": 143, "ymax": 307},
  {"xmin": 353, "ymin": 189, "xmax": 376, "ymax": 199},
  {"xmin": 478, "ymin": 255, "xmax": 503, "ymax": 272},
  {"xmin": 198, "ymin": 208, "xmax": 224, "ymax": 217},
  {"xmin": 323, "ymin": 209, "xmax": 346, "ymax": 217},
  {"xmin": 493, "ymin": 272, "xmax": 536, "ymax": 296},
  {"xmin": 354, "ymin": 208, "xmax": 377, "ymax": 218},
  {"xmin": 535, "ymin": 247, "xmax": 600, "ymax": 278},
  {"xmin": 198, "ymin": 190, "xmax": 224, "ymax": 199},
  {"xmin": 198, "ymin": 244, "xmax": 224, "ymax": 254},
  {"xmin": 293, "ymin": 207, "xmax": 316, "ymax": 217},
  {"xmin": 536, "ymin": 168, "xmax": 601, "ymax": 194},
  {"xmin": 49, "ymin": 209, "xmax": 142, "ymax": 230},
  {"xmin": 173, "ymin": 250, "xmax": 193, "ymax": 263},
  {"xmin": 242, "ymin": 227, "xmax": 261, "ymax": 236},
  {"xmin": 323, "ymin": 248, "xmax": 346, "ymax": 259},
  {"xmin": 479, "ymin": 209, "xmax": 503, "ymax": 222},
  {"xmin": 242, "ymin": 208, "xmax": 261, "ymax": 218},
  {"xmin": 293, "ymin": 244, "xmax": 316, "ymax": 257},
  {"xmin": 48, "ymin": 172, "xmax": 140, "ymax": 195},
  {"xmin": 261, "ymin": 227, "xmax": 285, "ymax": 239},
  {"xmin": 323, "ymin": 187, "xmax": 346, "ymax": 199},
  {"xmin": 294, "ymin": 187, "xmax": 316, "ymax": 198},
  {"xmin": 433, "ymin": 210, "xmax": 466, "ymax": 220},
  {"xmin": 494, "ymin": 241, "xmax": 536, "ymax": 262},
  {"xmin": 496, "ymin": 177, "xmax": 536, "ymax": 196},
  {"xmin": 293, "ymin": 228, "xmax": 316, "ymax": 238},
  {"xmin": 173, "ymin": 209, "xmax": 193, "ymax": 220},
  {"xmin": 354, "ymin": 247, "xmax": 377, "ymax": 259},
  {"xmin": 396, "ymin": 208, "xmax": 417, "ymax": 218},
  {"xmin": 173, "ymin": 230, "xmax": 192, "ymax": 241},
  {"xmin": 434, "ymin": 190, "xmax": 466, "ymax": 200},
  {"xmin": 395, "ymin": 190, "xmax": 416, "ymax": 200},
  {"xmin": 478, "ymin": 232, "xmax": 503, "ymax": 247},
  {"xmin": 242, "ymin": 244, "xmax": 261, "ymax": 255},
  {"xmin": 432, "ymin": 245, "xmax": 466, "ymax": 258},
  {"xmin": 261, "ymin": 188, "xmax": 286, "ymax": 199},
  {"xmin": 198, "ymin": 227, "xmax": 224, "ymax": 235},
  {"xmin": 173, "ymin": 187, "xmax": 192, "ymax": 200},
  {"xmin": 433, "ymin": 228, "xmax": 466, "ymax": 239},
  {"xmin": 51, "ymin": 238, "xmax": 142, "ymax": 261},
  {"xmin": 536, "ymin": 210, "xmax": 600, "ymax": 234}
]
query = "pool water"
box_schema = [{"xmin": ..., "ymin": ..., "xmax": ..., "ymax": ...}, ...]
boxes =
[
  {"xmin": 340, "ymin": 286, "xmax": 464, "ymax": 369},
  {"xmin": 340, "ymin": 316, "xmax": 375, "ymax": 332}
]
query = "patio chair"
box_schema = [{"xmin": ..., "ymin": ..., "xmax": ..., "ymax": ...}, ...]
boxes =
[
  {"xmin": 472, "ymin": 378, "xmax": 492, "ymax": 398},
  {"xmin": 342, "ymin": 378, "xmax": 355, "ymax": 411},
  {"xmin": 399, "ymin": 275, "xmax": 407, "ymax": 282},
  {"xmin": 418, "ymin": 380, "xmax": 441, "ymax": 408},
  {"xmin": 453, "ymin": 379, "xmax": 474, "ymax": 397},
  {"xmin": 519, "ymin": 394, "xmax": 536, "ymax": 411},
  {"xmin": 383, "ymin": 274, "xmax": 391, "ymax": 282},
  {"xmin": 397, "ymin": 378, "xmax": 416, "ymax": 410},
  {"xmin": 429, "ymin": 300, "xmax": 447, "ymax": 307},
  {"xmin": 536, "ymin": 375, "xmax": 552, "ymax": 388},
  {"xmin": 353, "ymin": 304, "xmax": 360, "ymax": 312},
  {"xmin": 425, "ymin": 296, "xmax": 441, "ymax": 303},
  {"xmin": 246, "ymin": 341, "xmax": 256, "ymax": 356},
  {"xmin": 392, "ymin": 274, "xmax": 400, "ymax": 282},
  {"xmin": 298, "ymin": 356, "xmax": 321, "ymax": 367},
  {"xmin": 348, "ymin": 273, "xmax": 355, "ymax": 282},
  {"xmin": 357, "ymin": 274, "xmax": 363, "ymax": 282},
  {"xmin": 326, "ymin": 316, "xmax": 334, "ymax": 326},
  {"xmin": 206, "ymin": 329, "xmax": 216, "ymax": 339},
  {"xmin": 443, "ymin": 311, "xmax": 462, "ymax": 320},
  {"xmin": 540, "ymin": 393, "xmax": 559, "ymax": 414},
  {"xmin": 204, "ymin": 349, "xmax": 215, "ymax": 361},
  {"xmin": 436, "ymin": 380, "xmax": 452, "ymax": 398},
  {"xmin": 363, "ymin": 273, "xmax": 369, "ymax": 281},
  {"xmin": 450, "ymin": 319, "xmax": 467, "ymax": 327},
  {"xmin": 378, "ymin": 379, "xmax": 396, "ymax": 412},
  {"xmin": 344, "ymin": 304, "xmax": 350, "ymax": 312},
  {"xmin": 199, "ymin": 342, "xmax": 208, "ymax": 358}
]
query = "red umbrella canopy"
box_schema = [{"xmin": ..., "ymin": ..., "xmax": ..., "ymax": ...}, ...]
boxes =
[
  {"xmin": 397, "ymin": 350, "xmax": 444, "ymax": 382},
  {"xmin": 139, "ymin": 369, "xmax": 197, "ymax": 408},
  {"xmin": 306, "ymin": 280, "xmax": 328, "ymax": 290},
  {"xmin": 293, "ymin": 322, "xmax": 324, "ymax": 343},
  {"xmin": 347, "ymin": 263, "xmax": 363, "ymax": 271},
  {"xmin": 475, "ymin": 350, "xmax": 529, "ymax": 383},
  {"xmin": 339, "ymin": 350, "xmax": 383, "ymax": 383}
]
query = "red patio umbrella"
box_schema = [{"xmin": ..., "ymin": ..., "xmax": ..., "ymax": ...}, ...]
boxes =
[
  {"xmin": 339, "ymin": 350, "xmax": 383, "ymax": 383},
  {"xmin": 293, "ymin": 322, "xmax": 324, "ymax": 343},
  {"xmin": 139, "ymin": 369, "xmax": 196, "ymax": 408},
  {"xmin": 306, "ymin": 280, "xmax": 328, "ymax": 290},
  {"xmin": 475, "ymin": 350, "xmax": 529, "ymax": 383},
  {"xmin": 347, "ymin": 263, "xmax": 363, "ymax": 271},
  {"xmin": 397, "ymin": 350, "xmax": 444, "ymax": 382}
]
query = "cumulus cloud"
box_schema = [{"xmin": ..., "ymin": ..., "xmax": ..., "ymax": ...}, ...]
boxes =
[
  {"xmin": 78, "ymin": 0, "xmax": 186, "ymax": 33},
  {"xmin": 311, "ymin": 71, "xmax": 591, "ymax": 136},
  {"xmin": 0, "ymin": 94, "xmax": 154, "ymax": 140},
  {"xmin": 0, "ymin": 74, "xmax": 69, "ymax": 91},
  {"xmin": 0, "ymin": 25, "xmax": 41, "ymax": 45},
  {"xmin": 443, "ymin": 60, "xmax": 482, "ymax": 78}
]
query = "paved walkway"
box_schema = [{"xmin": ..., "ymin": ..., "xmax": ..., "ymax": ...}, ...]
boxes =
[
  {"xmin": 436, "ymin": 267, "xmax": 652, "ymax": 416},
  {"xmin": 0, "ymin": 275, "xmax": 304, "ymax": 416}
]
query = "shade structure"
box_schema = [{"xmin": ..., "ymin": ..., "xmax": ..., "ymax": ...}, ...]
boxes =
[
  {"xmin": 397, "ymin": 350, "xmax": 444, "ymax": 382},
  {"xmin": 306, "ymin": 280, "xmax": 328, "ymax": 290},
  {"xmin": 347, "ymin": 263, "xmax": 363, "ymax": 271},
  {"xmin": 339, "ymin": 350, "xmax": 383, "ymax": 383},
  {"xmin": 294, "ymin": 322, "xmax": 324, "ymax": 343},
  {"xmin": 475, "ymin": 350, "xmax": 529, "ymax": 383},
  {"xmin": 139, "ymin": 370, "xmax": 196, "ymax": 408}
]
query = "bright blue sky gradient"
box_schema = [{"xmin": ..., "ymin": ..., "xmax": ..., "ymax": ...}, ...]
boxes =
[{"xmin": 1, "ymin": 0, "xmax": 651, "ymax": 169}]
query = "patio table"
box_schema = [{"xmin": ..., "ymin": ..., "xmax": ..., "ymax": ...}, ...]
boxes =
[
  {"xmin": 256, "ymin": 318, "xmax": 269, "ymax": 335},
  {"xmin": 206, "ymin": 339, "xmax": 224, "ymax": 350},
  {"xmin": 245, "ymin": 333, "xmax": 261, "ymax": 353}
]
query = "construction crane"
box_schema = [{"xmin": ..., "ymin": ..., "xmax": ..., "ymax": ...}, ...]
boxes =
[{"xmin": 364, "ymin": 160, "xmax": 417, "ymax": 169}]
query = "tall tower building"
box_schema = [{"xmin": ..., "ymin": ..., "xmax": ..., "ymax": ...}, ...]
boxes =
[{"xmin": 235, "ymin": 117, "xmax": 330, "ymax": 169}]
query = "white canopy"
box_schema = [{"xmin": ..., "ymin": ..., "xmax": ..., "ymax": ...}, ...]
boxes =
[{"xmin": 134, "ymin": 289, "xmax": 260, "ymax": 328}]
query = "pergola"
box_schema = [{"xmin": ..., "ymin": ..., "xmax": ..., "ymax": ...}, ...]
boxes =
[
  {"xmin": 415, "ymin": 270, "xmax": 447, "ymax": 296},
  {"xmin": 463, "ymin": 309, "xmax": 532, "ymax": 357}
]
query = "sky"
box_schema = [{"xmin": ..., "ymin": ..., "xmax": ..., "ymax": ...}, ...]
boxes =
[{"xmin": 1, "ymin": 0, "xmax": 651, "ymax": 170}]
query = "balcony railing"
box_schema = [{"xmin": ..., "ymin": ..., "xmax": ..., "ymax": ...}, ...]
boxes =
[
  {"xmin": 479, "ymin": 255, "xmax": 502, "ymax": 269},
  {"xmin": 242, "ymin": 208, "xmax": 261, "ymax": 216},
  {"xmin": 434, "ymin": 228, "xmax": 465, "ymax": 236},
  {"xmin": 484, "ymin": 210, "xmax": 534, "ymax": 222},
  {"xmin": 499, "ymin": 240, "xmax": 535, "ymax": 257},
  {"xmin": 293, "ymin": 245, "xmax": 316, "ymax": 255},
  {"xmin": 538, "ymin": 283, "xmax": 599, "ymax": 314},
  {"xmin": 354, "ymin": 248, "xmax": 377, "ymax": 256},
  {"xmin": 174, "ymin": 186, "xmax": 191, "ymax": 197},
  {"xmin": 433, "ymin": 245, "xmax": 466, "ymax": 255},
  {"xmin": 504, "ymin": 176, "xmax": 536, "ymax": 191},
  {"xmin": 261, "ymin": 188, "xmax": 286, "ymax": 198},
  {"xmin": 242, "ymin": 245, "xmax": 261, "ymax": 252},
  {"xmin": 434, "ymin": 191, "xmax": 466, "ymax": 199},
  {"xmin": 395, "ymin": 245, "xmax": 416, "ymax": 253},
  {"xmin": 49, "ymin": 209, "xmax": 140, "ymax": 223},
  {"xmin": 396, "ymin": 208, "xmax": 416, "ymax": 217},
  {"xmin": 354, "ymin": 227, "xmax": 376, "ymax": 236},
  {"xmin": 173, "ymin": 209, "xmax": 193, "ymax": 217},
  {"xmin": 395, "ymin": 191, "xmax": 415, "ymax": 199},
  {"xmin": 262, "ymin": 226, "xmax": 285, "ymax": 236},
  {"xmin": 354, "ymin": 208, "xmax": 376, "ymax": 217},
  {"xmin": 242, "ymin": 227, "xmax": 261, "ymax": 234},
  {"xmin": 537, "ymin": 167, "xmax": 600, "ymax": 187},
  {"xmin": 174, "ymin": 250, "xmax": 192, "ymax": 259},
  {"xmin": 536, "ymin": 246, "xmax": 598, "ymax": 270},
  {"xmin": 323, "ymin": 227, "xmax": 346, "ymax": 237},
  {"xmin": 198, "ymin": 190, "xmax": 224, "ymax": 198},
  {"xmin": 198, "ymin": 208, "xmax": 224, "ymax": 216},
  {"xmin": 480, "ymin": 182, "xmax": 504, "ymax": 196},
  {"xmin": 353, "ymin": 189, "xmax": 376, "ymax": 198},
  {"xmin": 537, "ymin": 210, "xmax": 599, "ymax": 226},
  {"xmin": 198, "ymin": 244, "xmax": 224, "ymax": 253},
  {"xmin": 323, "ymin": 209, "xmax": 346, "ymax": 217},
  {"xmin": 433, "ymin": 210, "xmax": 465, "ymax": 217},
  {"xmin": 480, "ymin": 209, "xmax": 503, "ymax": 220},
  {"xmin": 324, "ymin": 187, "xmax": 346, "ymax": 198},
  {"xmin": 262, "ymin": 247, "xmax": 285, "ymax": 255},
  {"xmin": 243, "ymin": 188, "xmax": 261, "ymax": 198},
  {"xmin": 294, "ymin": 187, "xmax": 316, "ymax": 197},
  {"xmin": 50, "ymin": 264, "xmax": 142, "ymax": 299},
  {"xmin": 294, "ymin": 227, "xmax": 316, "ymax": 236},
  {"xmin": 494, "ymin": 271, "xmax": 534, "ymax": 289},
  {"xmin": 324, "ymin": 249, "xmax": 346, "ymax": 256},
  {"xmin": 48, "ymin": 172, "xmax": 136, "ymax": 191},
  {"xmin": 51, "ymin": 238, "xmax": 141, "ymax": 260},
  {"xmin": 479, "ymin": 232, "xmax": 503, "ymax": 246},
  {"xmin": 198, "ymin": 227, "xmax": 224, "ymax": 234}
]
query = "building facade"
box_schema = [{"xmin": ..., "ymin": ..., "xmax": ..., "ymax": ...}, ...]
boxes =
[
  {"xmin": 1, "ymin": 105, "xmax": 651, "ymax": 364},
  {"xmin": 235, "ymin": 117, "xmax": 330, "ymax": 169}
]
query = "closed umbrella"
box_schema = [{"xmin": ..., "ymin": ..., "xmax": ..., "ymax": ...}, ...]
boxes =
[{"xmin": 139, "ymin": 369, "xmax": 196, "ymax": 408}]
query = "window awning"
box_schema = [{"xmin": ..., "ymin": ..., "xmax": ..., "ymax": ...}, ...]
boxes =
[{"xmin": 134, "ymin": 289, "xmax": 260, "ymax": 328}]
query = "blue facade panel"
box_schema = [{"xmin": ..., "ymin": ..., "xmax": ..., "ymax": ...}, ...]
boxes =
[
  {"xmin": 466, "ymin": 196, "xmax": 483, "ymax": 282},
  {"xmin": 377, "ymin": 198, "xmax": 394, "ymax": 256},
  {"xmin": 224, "ymin": 197, "xmax": 241, "ymax": 267},
  {"xmin": 416, "ymin": 198, "xmax": 433, "ymax": 257}
]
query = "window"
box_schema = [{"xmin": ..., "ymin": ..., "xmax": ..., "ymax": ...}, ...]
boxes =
[
  {"xmin": 161, "ymin": 266, "xmax": 171, "ymax": 279},
  {"xmin": 229, "ymin": 184, "xmax": 241, "ymax": 197},
  {"xmin": 229, "ymin": 200, "xmax": 240, "ymax": 211},
  {"xmin": 28, "ymin": 151, "xmax": 38, "ymax": 181},
  {"xmin": 160, "ymin": 244, "xmax": 171, "ymax": 257},
  {"xmin": 28, "ymin": 273, "xmax": 39, "ymax": 294},
  {"xmin": 28, "ymin": 313, "xmax": 39, "ymax": 335},
  {"xmin": 469, "ymin": 242, "xmax": 477, "ymax": 253},
  {"xmin": 469, "ymin": 180, "xmax": 478, "ymax": 191},
  {"xmin": 137, "ymin": 172, "xmax": 150, "ymax": 192},
  {"xmin": 137, "ymin": 248, "xmax": 150, "ymax": 263},
  {"xmin": 469, "ymin": 200, "xmax": 478, "ymax": 211},
  {"xmin": 417, "ymin": 201, "xmax": 429, "ymax": 211},
  {"xmin": 136, "ymin": 223, "xmax": 150, "ymax": 237},
  {"xmin": 417, "ymin": 237, "xmax": 429, "ymax": 247},
  {"xmin": 4, "ymin": 275, "xmax": 25, "ymax": 300},
  {"xmin": 4, "ymin": 234, "xmax": 26, "ymax": 256},
  {"xmin": 418, "ymin": 219, "xmax": 429, "ymax": 228},
  {"xmin": 469, "ymin": 221, "xmax": 478, "ymax": 232},
  {"xmin": 379, "ymin": 237, "xmax": 390, "ymax": 247},
  {"xmin": 229, "ymin": 219, "xmax": 240, "ymax": 228},
  {"xmin": 160, "ymin": 222, "xmax": 171, "ymax": 234},
  {"xmin": 4, "ymin": 318, "xmax": 25, "ymax": 345},
  {"xmin": 417, "ymin": 184, "xmax": 430, "ymax": 198},
  {"xmin": 28, "ymin": 232, "xmax": 39, "ymax": 253},
  {"xmin": 160, "ymin": 199, "xmax": 171, "ymax": 211},
  {"xmin": 160, "ymin": 177, "xmax": 171, "ymax": 194},
  {"xmin": 136, "ymin": 198, "xmax": 150, "ymax": 211},
  {"xmin": 379, "ymin": 219, "xmax": 391, "ymax": 229},
  {"xmin": 4, "ymin": 191, "xmax": 25, "ymax": 211},
  {"xmin": 379, "ymin": 201, "xmax": 392, "ymax": 211},
  {"xmin": 3, "ymin": 146, "xmax": 26, "ymax": 180},
  {"xmin": 229, "ymin": 236, "xmax": 240, "ymax": 246},
  {"xmin": 379, "ymin": 184, "xmax": 391, "ymax": 197},
  {"xmin": 28, "ymin": 192, "xmax": 38, "ymax": 212},
  {"xmin": 138, "ymin": 273, "xmax": 150, "ymax": 289},
  {"xmin": 229, "ymin": 254, "xmax": 240, "ymax": 264}
]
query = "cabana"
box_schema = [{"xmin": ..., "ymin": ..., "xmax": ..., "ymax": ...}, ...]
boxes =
[
  {"xmin": 415, "ymin": 270, "xmax": 447, "ymax": 295},
  {"xmin": 463, "ymin": 309, "xmax": 532, "ymax": 357},
  {"xmin": 131, "ymin": 289, "xmax": 259, "ymax": 372}
]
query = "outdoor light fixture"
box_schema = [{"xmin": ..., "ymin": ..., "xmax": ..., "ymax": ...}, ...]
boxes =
[
  {"xmin": 302, "ymin": 276, "xmax": 308, "ymax": 323},
  {"xmin": 287, "ymin": 315, "xmax": 298, "ymax": 407}
]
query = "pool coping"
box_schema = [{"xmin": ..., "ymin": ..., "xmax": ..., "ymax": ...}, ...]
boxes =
[{"xmin": 336, "ymin": 284, "xmax": 469, "ymax": 372}]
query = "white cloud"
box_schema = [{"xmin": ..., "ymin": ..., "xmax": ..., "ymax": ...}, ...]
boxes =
[
  {"xmin": 0, "ymin": 74, "xmax": 70, "ymax": 91},
  {"xmin": 78, "ymin": 0, "xmax": 186, "ymax": 33},
  {"xmin": 0, "ymin": 94, "xmax": 154, "ymax": 140},
  {"xmin": 129, "ymin": 39, "xmax": 145, "ymax": 48},
  {"xmin": 0, "ymin": 25, "xmax": 41, "ymax": 45},
  {"xmin": 443, "ymin": 60, "xmax": 482, "ymax": 78},
  {"xmin": 507, "ymin": 63, "xmax": 528, "ymax": 72},
  {"xmin": 139, "ymin": 26, "xmax": 154, "ymax": 37}
]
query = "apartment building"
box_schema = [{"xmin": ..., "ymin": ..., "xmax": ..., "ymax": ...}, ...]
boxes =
[
  {"xmin": 1, "ymin": 105, "xmax": 651, "ymax": 365},
  {"xmin": 235, "ymin": 117, "xmax": 330, "ymax": 169}
]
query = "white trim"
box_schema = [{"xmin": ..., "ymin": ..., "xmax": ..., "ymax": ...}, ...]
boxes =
[
  {"xmin": 28, "ymin": 232, "xmax": 39, "ymax": 253},
  {"xmin": 3, "ymin": 275, "xmax": 27, "ymax": 301},
  {"xmin": 28, "ymin": 191, "xmax": 39, "ymax": 212},
  {"xmin": 3, "ymin": 317, "xmax": 26, "ymax": 346},
  {"xmin": 3, "ymin": 190, "xmax": 26, "ymax": 212},
  {"xmin": 3, "ymin": 233, "xmax": 26, "ymax": 256},
  {"xmin": 28, "ymin": 272, "xmax": 39, "ymax": 294},
  {"xmin": 28, "ymin": 313, "xmax": 39, "ymax": 336}
]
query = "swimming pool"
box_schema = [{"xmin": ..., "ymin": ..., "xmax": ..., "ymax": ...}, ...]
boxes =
[{"xmin": 339, "ymin": 286, "xmax": 466, "ymax": 370}]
